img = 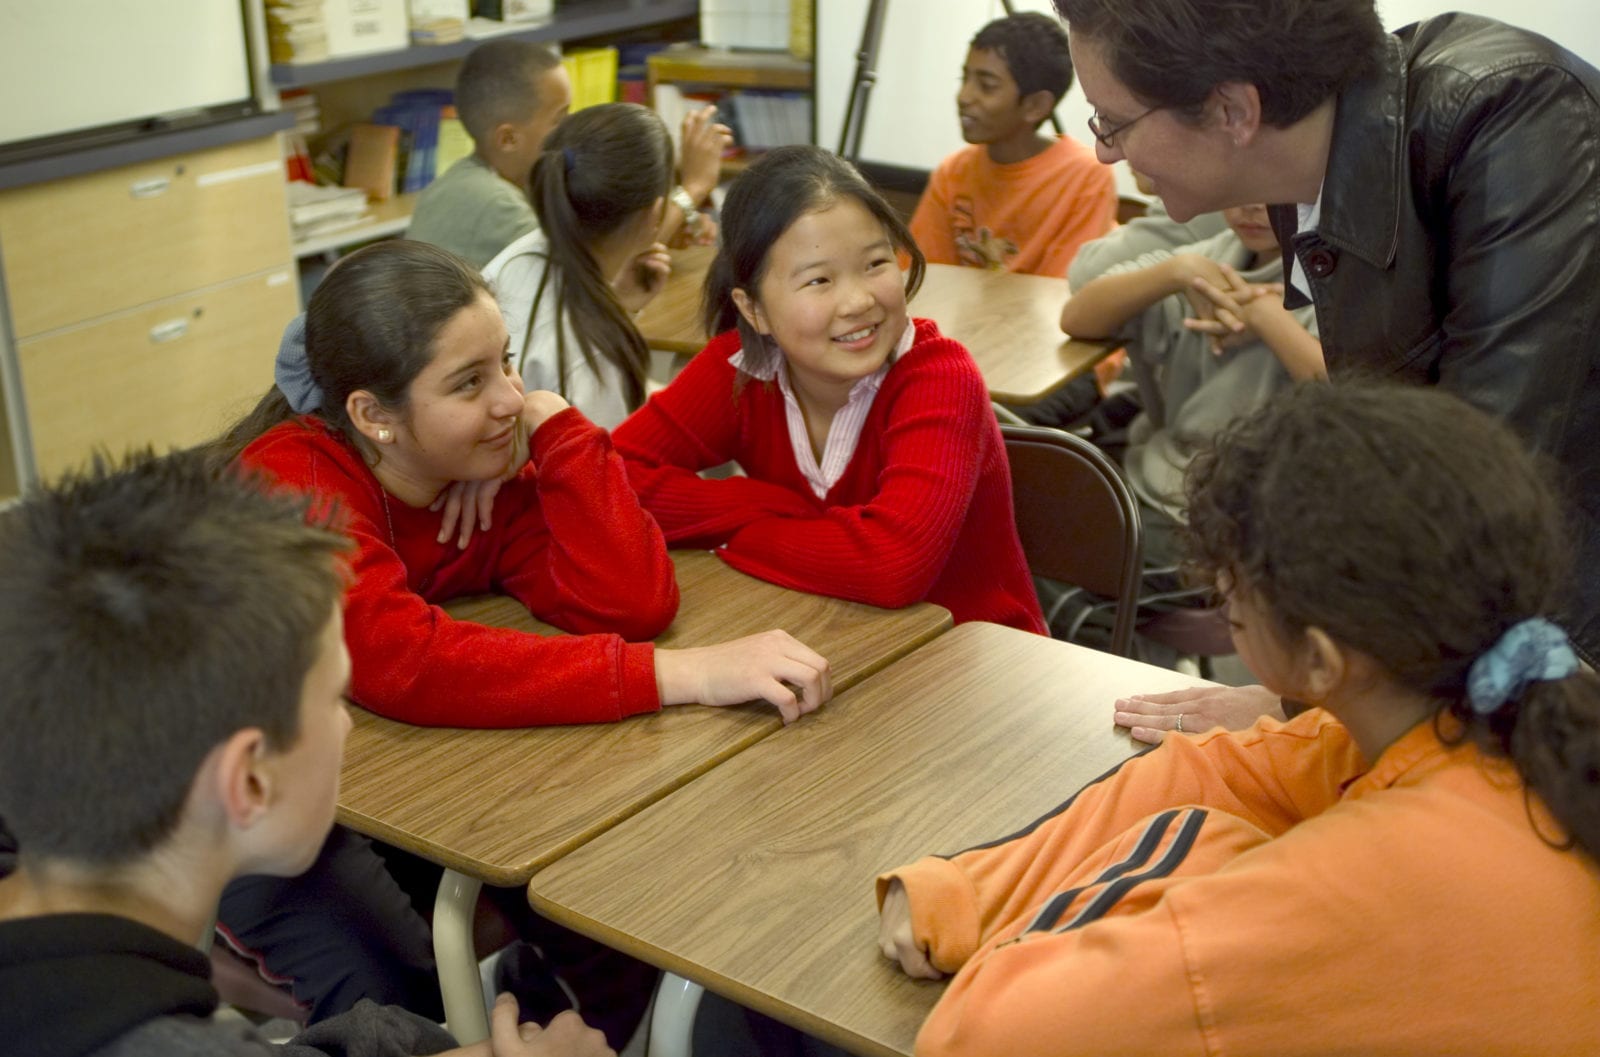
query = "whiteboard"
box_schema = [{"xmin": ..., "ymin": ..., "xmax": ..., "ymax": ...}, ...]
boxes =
[
  {"xmin": 816, "ymin": 0, "xmax": 1600, "ymax": 191},
  {"xmin": 0, "ymin": 1, "xmax": 254, "ymax": 150}
]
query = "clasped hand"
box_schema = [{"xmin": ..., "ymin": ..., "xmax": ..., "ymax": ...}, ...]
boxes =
[{"xmin": 1172, "ymin": 258, "xmax": 1286, "ymax": 355}]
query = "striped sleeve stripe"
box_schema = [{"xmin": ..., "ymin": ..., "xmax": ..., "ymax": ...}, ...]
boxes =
[
  {"xmin": 1054, "ymin": 808, "xmax": 1208, "ymax": 933},
  {"xmin": 1023, "ymin": 808, "xmax": 1184, "ymax": 933},
  {"xmin": 935, "ymin": 744, "xmax": 1157, "ymax": 860}
]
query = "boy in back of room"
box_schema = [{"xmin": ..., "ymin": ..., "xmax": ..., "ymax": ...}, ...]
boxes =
[
  {"xmin": 408, "ymin": 40, "xmax": 571, "ymax": 269},
  {"xmin": 909, "ymin": 11, "xmax": 1116, "ymax": 277},
  {"xmin": 409, "ymin": 41, "xmax": 728, "ymax": 271}
]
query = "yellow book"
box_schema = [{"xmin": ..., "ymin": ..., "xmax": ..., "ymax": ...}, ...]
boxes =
[
  {"xmin": 434, "ymin": 106, "xmax": 473, "ymax": 177},
  {"xmin": 562, "ymin": 47, "xmax": 618, "ymax": 111}
]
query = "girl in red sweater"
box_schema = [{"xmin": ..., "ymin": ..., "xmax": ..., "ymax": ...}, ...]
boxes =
[
  {"xmin": 210, "ymin": 240, "xmax": 830, "ymax": 1042},
  {"xmin": 219, "ymin": 239, "xmax": 829, "ymax": 728},
  {"xmin": 613, "ymin": 146, "xmax": 1045, "ymax": 633}
]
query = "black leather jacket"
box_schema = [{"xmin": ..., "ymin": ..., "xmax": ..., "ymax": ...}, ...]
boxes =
[{"xmin": 1270, "ymin": 14, "xmax": 1600, "ymax": 665}]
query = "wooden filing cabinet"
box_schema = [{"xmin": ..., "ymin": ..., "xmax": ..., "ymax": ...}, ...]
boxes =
[
  {"xmin": 16, "ymin": 271, "xmax": 295, "ymax": 479},
  {"xmin": 0, "ymin": 134, "xmax": 297, "ymax": 485}
]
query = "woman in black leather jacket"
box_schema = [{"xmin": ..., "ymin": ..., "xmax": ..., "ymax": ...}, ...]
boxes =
[{"xmin": 1054, "ymin": 0, "xmax": 1600, "ymax": 677}]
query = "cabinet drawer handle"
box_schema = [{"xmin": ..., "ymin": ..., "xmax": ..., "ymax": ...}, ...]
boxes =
[
  {"xmin": 129, "ymin": 177, "xmax": 170, "ymax": 198},
  {"xmin": 149, "ymin": 318, "xmax": 190, "ymax": 343}
]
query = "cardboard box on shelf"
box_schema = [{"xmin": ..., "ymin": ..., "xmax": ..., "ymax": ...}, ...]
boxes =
[
  {"xmin": 325, "ymin": 0, "xmax": 408, "ymax": 58},
  {"xmin": 700, "ymin": 0, "xmax": 791, "ymax": 52},
  {"xmin": 474, "ymin": 0, "xmax": 553, "ymax": 22}
]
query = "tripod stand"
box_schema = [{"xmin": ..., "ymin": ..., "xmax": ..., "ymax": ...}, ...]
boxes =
[{"xmin": 837, "ymin": 0, "xmax": 1065, "ymax": 163}]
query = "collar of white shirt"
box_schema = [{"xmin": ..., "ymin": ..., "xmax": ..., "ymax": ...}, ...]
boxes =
[
  {"xmin": 1288, "ymin": 184, "xmax": 1325, "ymax": 300},
  {"xmin": 729, "ymin": 323, "xmax": 914, "ymax": 500}
]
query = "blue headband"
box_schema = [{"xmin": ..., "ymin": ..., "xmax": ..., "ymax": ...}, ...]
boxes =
[
  {"xmin": 273, "ymin": 313, "xmax": 324, "ymax": 415},
  {"xmin": 1465, "ymin": 617, "xmax": 1579, "ymax": 714}
]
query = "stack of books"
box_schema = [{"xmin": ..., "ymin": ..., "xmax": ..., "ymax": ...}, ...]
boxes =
[
  {"xmin": 724, "ymin": 90, "xmax": 812, "ymax": 149},
  {"xmin": 409, "ymin": 0, "xmax": 468, "ymax": 44},
  {"xmin": 267, "ymin": 0, "xmax": 408, "ymax": 63},
  {"xmin": 337, "ymin": 89, "xmax": 470, "ymax": 199},
  {"xmin": 281, "ymin": 89, "xmax": 322, "ymax": 183},
  {"xmin": 288, "ymin": 181, "xmax": 370, "ymax": 242},
  {"xmin": 656, "ymin": 84, "xmax": 810, "ymax": 154},
  {"xmin": 374, "ymin": 88, "xmax": 456, "ymax": 194},
  {"xmin": 265, "ymin": 0, "xmax": 329, "ymax": 64}
]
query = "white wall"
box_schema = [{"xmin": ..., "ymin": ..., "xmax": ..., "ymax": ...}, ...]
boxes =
[{"xmin": 816, "ymin": 0, "xmax": 1600, "ymax": 194}]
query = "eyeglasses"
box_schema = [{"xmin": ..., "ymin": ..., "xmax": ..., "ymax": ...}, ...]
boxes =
[{"xmin": 1087, "ymin": 105, "xmax": 1161, "ymax": 148}]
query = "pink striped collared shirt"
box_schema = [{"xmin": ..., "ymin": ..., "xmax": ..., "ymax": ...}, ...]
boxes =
[{"xmin": 729, "ymin": 323, "xmax": 914, "ymax": 499}]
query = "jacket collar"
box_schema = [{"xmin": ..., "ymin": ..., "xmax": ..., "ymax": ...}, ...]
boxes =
[
  {"xmin": 0, "ymin": 913, "xmax": 217, "ymax": 1057},
  {"xmin": 1309, "ymin": 33, "xmax": 1407, "ymax": 269}
]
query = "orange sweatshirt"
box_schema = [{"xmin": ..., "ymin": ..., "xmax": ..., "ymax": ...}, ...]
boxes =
[
  {"xmin": 908, "ymin": 136, "xmax": 1116, "ymax": 277},
  {"xmin": 880, "ymin": 709, "xmax": 1600, "ymax": 1056}
]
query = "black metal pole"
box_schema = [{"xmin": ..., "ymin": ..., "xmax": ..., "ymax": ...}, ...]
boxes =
[
  {"xmin": 837, "ymin": 0, "xmax": 888, "ymax": 162},
  {"xmin": 837, "ymin": 0, "xmax": 1065, "ymax": 163}
]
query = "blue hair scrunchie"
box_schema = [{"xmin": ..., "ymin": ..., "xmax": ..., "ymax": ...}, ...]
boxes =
[
  {"xmin": 562, "ymin": 146, "xmax": 576, "ymax": 174},
  {"xmin": 273, "ymin": 313, "xmax": 324, "ymax": 415},
  {"xmin": 1465, "ymin": 617, "xmax": 1579, "ymax": 714}
]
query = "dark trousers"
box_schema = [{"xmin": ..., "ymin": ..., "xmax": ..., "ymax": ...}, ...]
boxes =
[
  {"xmin": 217, "ymin": 826, "xmax": 442, "ymax": 1024},
  {"xmin": 692, "ymin": 991, "xmax": 853, "ymax": 1057},
  {"xmin": 218, "ymin": 825, "xmax": 655, "ymax": 1048}
]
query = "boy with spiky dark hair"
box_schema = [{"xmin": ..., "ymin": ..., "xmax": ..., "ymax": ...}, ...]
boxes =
[{"xmin": 0, "ymin": 450, "xmax": 609, "ymax": 1057}]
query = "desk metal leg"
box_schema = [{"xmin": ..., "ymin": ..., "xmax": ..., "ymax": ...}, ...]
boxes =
[
  {"xmin": 648, "ymin": 972, "xmax": 705, "ymax": 1057},
  {"xmin": 434, "ymin": 869, "xmax": 487, "ymax": 1044}
]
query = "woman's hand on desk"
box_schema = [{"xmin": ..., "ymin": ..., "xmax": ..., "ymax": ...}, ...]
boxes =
[
  {"xmin": 878, "ymin": 879, "xmax": 942, "ymax": 980},
  {"xmin": 1112, "ymin": 683, "xmax": 1285, "ymax": 744},
  {"xmin": 655, "ymin": 630, "xmax": 832, "ymax": 723}
]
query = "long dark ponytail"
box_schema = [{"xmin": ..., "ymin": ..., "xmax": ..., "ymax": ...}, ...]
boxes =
[
  {"xmin": 525, "ymin": 102, "xmax": 671, "ymax": 411},
  {"xmin": 1184, "ymin": 380, "xmax": 1600, "ymax": 861}
]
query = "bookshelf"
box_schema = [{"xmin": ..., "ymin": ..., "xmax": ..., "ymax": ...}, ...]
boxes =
[
  {"xmin": 269, "ymin": 0, "xmax": 699, "ymax": 88},
  {"xmin": 274, "ymin": 0, "xmax": 702, "ymax": 262},
  {"xmin": 646, "ymin": 45, "xmax": 814, "ymax": 173},
  {"xmin": 293, "ymin": 191, "xmax": 419, "ymax": 258},
  {"xmin": 646, "ymin": 44, "xmax": 812, "ymax": 94}
]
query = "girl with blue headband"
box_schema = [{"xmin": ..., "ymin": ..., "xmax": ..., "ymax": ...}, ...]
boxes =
[{"xmin": 875, "ymin": 381, "xmax": 1599, "ymax": 1056}]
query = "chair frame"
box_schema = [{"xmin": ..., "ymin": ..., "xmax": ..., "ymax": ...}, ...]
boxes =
[{"xmin": 1001, "ymin": 422, "xmax": 1144, "ymax": 656}]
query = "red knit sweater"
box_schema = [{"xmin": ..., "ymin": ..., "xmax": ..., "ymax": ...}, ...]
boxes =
[
  {"xmin": 240, "ymin": 409, "xmax": 677, "ymax": 727},
  {"xmin": 614, "ymin": 320, "xmax": 1045, "ymax": 633}
]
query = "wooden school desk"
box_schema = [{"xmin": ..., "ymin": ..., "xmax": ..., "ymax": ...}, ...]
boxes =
[
  {"xmin": 635, "ymin": 246, "xmax": 1114, "ymax": 405},
  {"xmin": 336, "ymin": 549, "xmax": 952, "ymax": 1042},
  {"xmin": 527, "ymin": 622, "xmax": 1209, "ymax": 1057}
]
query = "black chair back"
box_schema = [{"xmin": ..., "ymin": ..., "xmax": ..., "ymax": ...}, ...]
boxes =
[{"xmin": 1002, "ymin": 423, "xmax": 1143, "ymax": 655}]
